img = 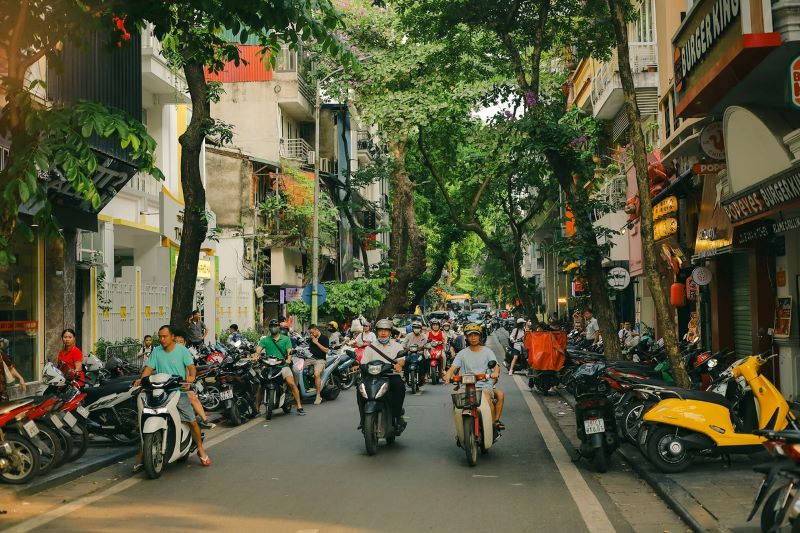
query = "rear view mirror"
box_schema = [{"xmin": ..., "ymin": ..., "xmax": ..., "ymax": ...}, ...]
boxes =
[{"xmin": 488, "ymin": 360, "xmax": 497, "ymax": 369}]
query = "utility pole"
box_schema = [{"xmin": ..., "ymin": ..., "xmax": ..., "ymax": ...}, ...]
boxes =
[{"xmin": 311, "ymin": 79, "xmax": 321, "ymax": 325}]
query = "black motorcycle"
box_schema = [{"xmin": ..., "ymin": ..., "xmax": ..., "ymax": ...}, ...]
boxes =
[
  {"xmin": 359, "ymin": 361, "xmax": 406, "ymax": 455},
  {"xmin": 216, "ymin": 354, "xmax": 259, "ymax": 425},
  {"xmin": 570, "ymin": 362, "xmax": 619, "ymax": 473},
  {"xmin": 259, "ymin": 356, "xmax": 293, "ymax": 420},
  {"xmin": 404, "ymin": 344, "xmax": 424, "ymax": 394}
]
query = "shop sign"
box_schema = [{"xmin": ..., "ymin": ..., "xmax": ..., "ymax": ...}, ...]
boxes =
[
  {"xmin": 197, "ymin": 259, "xmax": 212, "ymax": 280},
  {"xmin": 700, "ymin": 122, "xmax": 726, "ymax": 160},
  {"xmin": 735, "ymin": 214, "xmax": 800, "ymax": 245},
  {"xmin": 723, "ymin": 164, "xmax": 800, "ymax": 223},
  {"xmin": 0, "ymin": 320, "xmax": 38, "ymax": 332},
  {"xmin": 692, "ymin": 162, "xmax": 726, "ymax": 175},
  {"xmin": 607, "ymin": 267, "xmax": 631, "ymax": 291},
  {"xmin": 653, "ymin": 196, "xmax": 678, "ymax": 220},
  {"xmin": 686, "ymin": 277, "xmax": 699, "ymax": 301},
  {"xmin": 674, "ymin": 0, "xmax": 741, "ymax": 92},
  {"xmin": 691, "ymin": 266, "xmax": 713, "ymax": 286},
  {"xmin": 791, "ymin": 56, "xmax": 800, "ymax": 110},
  {"xmin": 654, "ymin": 217, "xmax": 678, "ymax": 241}
]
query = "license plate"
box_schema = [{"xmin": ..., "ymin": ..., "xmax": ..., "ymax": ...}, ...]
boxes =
[
  {"xmin": 50, "ymin": 414, "xmax": 64, "ymax": 429},
  {"xmin": 249, "ymin": 369, "xmax": 257, "ymax": 377},
  {"xmin": 584, "ymin": 418, "xmax": 605, "ymax": 434},
  {"xmin": 219, "ymin": 389, "xmax": 234, "ymax": 401},
  {"xmin": 22, "ymin": 420, "xmax": 39, "ymax": 439},
  {"xmin": 76, "ymin": 405, "xmax": 89, "ymax": 418},
  {"xmin": 63, "ymin": 412, "xmax": 78, "ymax": 427}
]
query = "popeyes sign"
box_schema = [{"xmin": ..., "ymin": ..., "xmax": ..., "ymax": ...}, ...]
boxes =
[{"xmin": 791, "ymin": 56, "xmax": 800, "ymax": 109}]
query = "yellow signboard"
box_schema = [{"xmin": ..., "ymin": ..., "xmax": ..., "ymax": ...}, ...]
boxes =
[
  {"xmin": 197, "ymin": 259, "xmax": 212, "ymax": 280},
  {"xmin": 158, "ymin": 306, "xmax": 165, "ymax": 318},
  {"xmin": 653, "ymin": 196, "xmax": 678, "ymax": 220},
  {"xmin": 654, "ymin": 217, "xmax": 678, "ymax": 241},
  {"xmin": 144, "ymin": 305, "xmax": 151, "ymax": 318},
  {"xmin": 120, "ymin": 306, "xmax": 128, "ymax": 319}
]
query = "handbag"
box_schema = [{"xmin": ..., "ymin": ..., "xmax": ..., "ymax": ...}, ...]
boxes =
[{"xmin": 3, "ymin": 358, "xmax": 16, "ymax": 384}]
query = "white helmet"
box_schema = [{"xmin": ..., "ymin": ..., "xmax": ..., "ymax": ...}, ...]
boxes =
[{"xmin": 375, "ymin": 318, "xmax": 393, "ymax": 331}]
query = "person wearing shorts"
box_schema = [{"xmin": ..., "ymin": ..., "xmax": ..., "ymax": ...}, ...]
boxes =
[
  {"xmin": 256, "ymin": 319, "xmax": 305, "ymax": 415},
  {"xmin": 307, "ymin": 324, "xmax": 329, "ymax": 405}
]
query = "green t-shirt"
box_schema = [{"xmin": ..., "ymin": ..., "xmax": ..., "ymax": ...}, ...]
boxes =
[
  {"xmin": 258, "ymin": 334, "xmax": 292, "ymax": 361},
  {"xmin": 145, "ymin": 344, "xmax": 194, "ymax": 378}
]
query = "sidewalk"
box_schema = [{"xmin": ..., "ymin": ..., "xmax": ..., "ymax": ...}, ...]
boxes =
[{"xmin": 552, "ymin": 388, "xmax": 763, "ymax": 533}]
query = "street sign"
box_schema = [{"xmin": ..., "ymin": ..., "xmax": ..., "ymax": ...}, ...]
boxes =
[
  {"xmin": 302, "ymin": 283, "xmax": 327, "ymax": 307},
  {"xmin": 607, "ymin": 267, "xmax": 631, "ymax": 291},
  {"xmin": 691, "ymin": 266, "xmax": 713, "ymax": 286}
]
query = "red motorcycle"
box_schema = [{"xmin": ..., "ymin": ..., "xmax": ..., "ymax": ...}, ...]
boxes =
[
  {"xmin": 426, "ymin": 340, "xmax": 445, "ymax": 385},
  {"xmin": 0, "ymin": 401, "xmax": 46, "ymax": 483}
]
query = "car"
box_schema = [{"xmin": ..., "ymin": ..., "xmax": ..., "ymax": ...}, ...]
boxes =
[
  {"xmin": 426, "ymin": 310, "xmax": 454, "ymax": 322},
  {"xmin": 472, "ymin": 302, "xmax": 491, "ymax": 312},
  {"xmin": 392, "ymin": 314, "xmax": 428, "ymax": 333}
]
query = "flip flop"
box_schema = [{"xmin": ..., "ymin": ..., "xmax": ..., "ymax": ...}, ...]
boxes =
[
  {"xmin": 132, "ymin": 463, "xmax": 143, "ymax": 473},
  {"xmin": 199, "ymin": 455, "xmax": 212, "ymax": 467}
]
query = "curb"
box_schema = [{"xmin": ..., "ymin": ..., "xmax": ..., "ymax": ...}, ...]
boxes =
[
  {"xmin": 555, "ymin": 388, "xmax": 729, "ymax": 533},
  {"xmin": 11, "ymin": 446, "xmax": 137, "ymax": 497}
]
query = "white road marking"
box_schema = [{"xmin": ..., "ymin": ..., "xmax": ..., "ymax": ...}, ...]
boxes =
[
  {"xmin": 513, "ymin": 375, "xmax": 617, "ymax": 533},
  {"xmin": 471, "ymin": 474, "xmax": 498, "ymax": 478},
  {"xmin": 4, "ymin": 417, "xmax": 263, "ymax": 533}
]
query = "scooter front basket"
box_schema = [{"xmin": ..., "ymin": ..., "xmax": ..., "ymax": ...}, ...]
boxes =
[{"xmin": 451, "ymin": 391, "xmax": 482, "ymax": 409}]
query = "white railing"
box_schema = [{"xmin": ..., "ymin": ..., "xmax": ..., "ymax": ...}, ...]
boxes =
[
  {"xmin": 141, "ymin": 23, "xmax": 163, "ymax": 55},
  {"xmin": 96, "ymin": 267, "xmax": 172, "ymax": 343},
  {"xmin": 282, "ymin": 138, "xmax": 312, "ymax": 163},
  {"xmin": 591, "ymin": 43, "xmax": 657, "ymax": 105},
  {"xmin": 125, "ymin": 172, "xmax": 161, "ymax": 197}
]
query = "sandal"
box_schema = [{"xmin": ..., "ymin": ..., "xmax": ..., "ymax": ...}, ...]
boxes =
[
  {"xmin": 199, "ymin": 455, "xmax": 212, "ymax": 467},
  {"xmin": 132, "ymin": 463, "xmax": 143, "ymax": 473},
  {"xmin": 494, "ymin": 420, "xmax": 506, "ymax": 431}
]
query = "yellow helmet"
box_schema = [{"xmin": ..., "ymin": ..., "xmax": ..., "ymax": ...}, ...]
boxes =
[
  {"xmin": 328, "ymin": 321, "xmax": 338, "ymax": 330},
  {"xmin": 463, "ymin": 323, "xmax": 482, "ymax": 336}
]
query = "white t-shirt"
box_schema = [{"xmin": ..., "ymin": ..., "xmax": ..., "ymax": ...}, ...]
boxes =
[
  {"xmin": 585, "ymin": 317, "xmax": 600, "ymax": 341},
  {"xmin": 360, "ymin": 339, "xmax": 404, "ymax": 364},
  {"xmin": 510, "ymin": 327, "xmax": 525, "ymax": 350},
  {"xmin": 352, "ymin": 331, "xmax": 376, "ymax": 346}
]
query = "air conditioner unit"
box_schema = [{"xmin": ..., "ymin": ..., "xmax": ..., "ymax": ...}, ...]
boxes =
[
  {"xmin": 320, "ymin": 158, "xmax": 330, "ymax": 173},
  {"xmin": 307, "ymin": 150, "xmax": 316, "ymax": 165}
]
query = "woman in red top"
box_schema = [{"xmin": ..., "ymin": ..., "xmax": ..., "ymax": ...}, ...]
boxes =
[{"xmin": 57, "ymin": 328, "xmax": 84, "ymax": 387}]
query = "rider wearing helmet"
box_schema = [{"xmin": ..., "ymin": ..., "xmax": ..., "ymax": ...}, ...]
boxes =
[
  {"xmin": 426, "ymin": 318, "xmax": 445, "ymax": 377},
  {"xmin": 508, "ymin": 318, "xmax": 527, "ymax": 375},
  {"xmin": 255, "ymin": 319, "xmax": 305, "ymax": 415},
  {"xmin": 358, "ymin": 318, "xmax": 406, "ymax": 428},
  {"xmin": 404, "ymin": 320, "xmax": 428, "ymax": 386},
  {"xmin": 327, "ymin": 321, "xmax": 341, "ymax": 346},
  {"xmin": 445, "ymin": 323, "xmax": 505, "ymax": 431}
]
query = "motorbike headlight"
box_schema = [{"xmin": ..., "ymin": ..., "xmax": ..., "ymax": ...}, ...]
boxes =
[
  {"xmin": 462, "ymin": 374, "xmax": 476, "ymax": 384},
  {"xmin": 707, "ymin": 359, "xmax": 718, "ymax": 368},
  {"xmin": 368, "ymin": 364, "xmax": 382, "ymax": 376},
  {"xmin": 358, "ymin": 383, "xmax": 367, "ymax": 398},
  {"xmin": 375, "ymin": 383, "xmax": 389, "ymax": 399}
]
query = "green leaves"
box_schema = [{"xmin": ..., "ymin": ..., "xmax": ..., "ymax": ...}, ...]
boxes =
[{"xmin": 288, "ymin": 278, "xmax": 390, "ymax": 324}]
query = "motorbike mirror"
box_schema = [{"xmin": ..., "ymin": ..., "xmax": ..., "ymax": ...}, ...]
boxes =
[{"xmin": 488, "ymin": 360, "xmax": 497, "ymax": 369}]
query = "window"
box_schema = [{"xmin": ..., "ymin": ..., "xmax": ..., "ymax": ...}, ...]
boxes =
[{"xmin": 634, "ymin": 0, "xmax": 654, "ymax": 43}]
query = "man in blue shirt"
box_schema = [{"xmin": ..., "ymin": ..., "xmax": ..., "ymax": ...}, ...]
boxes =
[{"xmin": 134, "ymin": 324, "xmax": 211, "ymax": 470}]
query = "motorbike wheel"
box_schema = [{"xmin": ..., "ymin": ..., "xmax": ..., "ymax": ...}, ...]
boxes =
[
  {"xmin": 620, "ymin": 401, "xmax": 649, "ymax": 445},
  {"xmin": 646, "ymin": 425, "xmax": 693, "ymax": 473},
  {"xmin": 431, "ymin": 366, "xmax": 439, "ymax": 385},
  {"xmin": 282, "ymin": 402, "xmax": 292, "ymax": 414},
  {"xmin": 0, "ymin": 433, "xmax": 40, "ymax": 484},
  {"xmin": 364, "ymin": 412, "xmax": 379, "ymax": 456},
  {"xmin": 69, "ymin": 420, "xmax": 89, "ymax": 462},
  {"xmin": 142, "ymin": 431, "xmax": 165, "ymax": 479},
  {"xmin": 33, "ymin": 423, "xmax": 62, "ymax": 474},
  {"xmin": 592, "ymin": 449, "xmax": 609, "ymax": 473},
  {"xmin": 227, "ymin": 400, "xmax": 243, "ymax": 426},
  {"xmin": 108, "ymin": 406, "xmax": 140, "ymax": 445},
  {"xmin": 463, "ymin": 417, "xmax": 478, "ymax": 467},
  {"xmin": 340, "ymin": 371, "xmax": 357, "ymax": 390},
  {"xmin": 51, "ymin": 424, "xmax": 74, "ymax": 468},
  {"xmin": 199, "ymin": 385, "xmax": 221, "ymax": 411},
  {"xmin": 532, "ymin": 377, "xmax": 550, "ymax": 396},
  {"xmin": 265, "ymin": 389, "xmax": 275, "ymax": 420},
  {"xmin": 760, "ymin": 488, "xmax": 783, "ymax": 533},
  {"xmin": 409, "ymin": 372, "xmax": 418, "ymax": 394},
  {"xmin": 321, "ymin": 381, "xmax": 340, "ymax": 401}
]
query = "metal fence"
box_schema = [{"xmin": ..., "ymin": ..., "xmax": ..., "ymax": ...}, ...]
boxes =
[
  {"xmin": 104, "ymin": 342, "xmax": 145, "ymax": 368},
  {"xmin": 141, "ymin": 283, "xmax": 171, "ymax": 338},
  {"xmin": 97, "ymin": 278, "xmax": 136, "ymax": 342}
]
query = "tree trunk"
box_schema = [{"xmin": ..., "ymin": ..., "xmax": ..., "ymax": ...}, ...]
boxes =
[
  {"xmin": 379, "ymin": 138, "xmax": 427, "ymax": 317},
  {"xmin": 608, "ymin": 0, "xmax": 689, "ymax": 387},
  {"xmin": 170, "ymin": 60, "xmax": 210, "ymax": 327},
  {"xmin": 410, "ymin": 245, "xmax": 451, "ymax": 309}
]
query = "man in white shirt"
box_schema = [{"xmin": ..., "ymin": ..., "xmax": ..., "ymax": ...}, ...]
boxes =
[
  {"xmin": 583, "ymin": 310, "xmax": 600, "ymax": 344},
  {"xmin": 358, "ymin": 319, "xmax": 405, "ymax": 429}
]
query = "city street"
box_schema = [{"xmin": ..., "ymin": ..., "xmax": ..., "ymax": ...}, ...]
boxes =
[{"xmin": 0, "ymin": 335, "xmax": 684, "ymax": 533}]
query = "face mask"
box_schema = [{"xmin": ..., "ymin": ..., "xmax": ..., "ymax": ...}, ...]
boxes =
[
  {"xmin": 270, "ymin": 327, "xmax": 280, "ymax": 335},
  {"xmin": 412, "ymin": 328, "xmax": 421, "ymax": 333},
  {"xmin": 328, "ymin": 328, "xmax": 336, "ymax": 332},
  {"xmin": 378, "ymin": 337, "xmax": 390, "ymax": 345}
]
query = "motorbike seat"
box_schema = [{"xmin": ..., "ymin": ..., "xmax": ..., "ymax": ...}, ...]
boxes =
[
  {"xmin": 83, "ymin": 378, "xmax": 136, "ymax": 404},
  {"xmin": 0, "ymin": 400, "xmax": 33, "ymax": 415},
  {"xmin": 658, "ymin": 387, "xmax": 731, "ymax": 408}
]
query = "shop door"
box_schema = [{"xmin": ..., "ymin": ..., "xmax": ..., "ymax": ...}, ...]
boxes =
[{"xmin": 732, "ymin": 254, "xmax": 753, "ymax": 357}]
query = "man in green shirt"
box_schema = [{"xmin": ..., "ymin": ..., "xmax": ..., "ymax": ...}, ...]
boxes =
[{"xmin": 255, "ymin": 318, "xmax": 305, "ymax": 415}]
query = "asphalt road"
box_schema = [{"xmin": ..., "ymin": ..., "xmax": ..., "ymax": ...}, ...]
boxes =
[{"xmin": 4, "ymin": 333, "xmax": 634, "ymax": 533}]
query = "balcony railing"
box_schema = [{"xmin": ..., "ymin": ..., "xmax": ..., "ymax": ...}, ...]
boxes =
[
  {"xmin": 125, "ymin": 172, "xmax": 161, "ymax": 197},
  {"xmin": 591, "ymin": 42, "xmax": 657, "ymax": 105},
  {"xmin": 282, "ymin": 138, "xmax": 312, "ymax": 163}
]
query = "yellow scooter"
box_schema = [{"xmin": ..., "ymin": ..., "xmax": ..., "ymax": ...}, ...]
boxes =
[{"xmin": 638, "ymin": 353, "xmax": 797, "ymax": 473}]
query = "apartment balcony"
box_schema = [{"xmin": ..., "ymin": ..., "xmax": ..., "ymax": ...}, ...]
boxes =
[
  {"xmin": 124, "ymin": 172, "xmax": 161, "ymax": 198},
  {"xmin": 590, "ymin": 43, "xmax": 658, "ymax": 120},
  {"xmin": 281, "ymin": 138, "xmax": 313, "ymax": 164},
  {"xmin": 141, "ymin": 24, "xmax": 189, "ymax": 104},
  {"xmin": 273, "ymin": 48, "xmax": 314, "ymax": 122}
]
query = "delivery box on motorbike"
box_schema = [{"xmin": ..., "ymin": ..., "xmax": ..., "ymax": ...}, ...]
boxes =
[{"xmin": 527, "ymin": 331, "xmax": 567, "ymax": 372}]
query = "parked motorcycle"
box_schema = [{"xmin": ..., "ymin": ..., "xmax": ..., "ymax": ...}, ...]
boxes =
[
  {"xmin": 0, "ymin": 404, "xmax": 43, "ymax": 484},
  {"xmin": 450, "ymin": 360, "xmax": 499, "ymax": 466},
  {"xmin": 747, "ymin": 429, "xmax": 800, "ymax": 532},
  {"xmin": 568, "ymin": 362, "xmax": 619, "ymax": 472},
  {"xmin": 358, "ymin": 361, "xmax": 406, "ymax": 455},
  {"xmin": 137, "ymin": 374, "xmax": 197, "ymax": 479},
  {"xmin": 82, "ymin": 375, "xmax": 140, "ymax": 444},
  {"xmin": 216, "ymin": 354, "xmax": 259, "ymax": 425}
]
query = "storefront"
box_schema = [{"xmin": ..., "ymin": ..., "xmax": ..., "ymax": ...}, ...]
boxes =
[{"xmin": 0, "ymin": 237, "xmax": 43, "ymax": 381}]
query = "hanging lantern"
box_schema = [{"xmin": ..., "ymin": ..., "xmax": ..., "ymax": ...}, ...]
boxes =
[{"xmin": 670, "ymin": 282, "xmax": 686, "ymax": 307}]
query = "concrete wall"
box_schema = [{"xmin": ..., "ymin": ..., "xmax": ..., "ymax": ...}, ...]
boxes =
[
  {"xmin": 212, "ymin": 82, "xmax": 281, "ymax": 161},
  {"xmin": 206, "ymin": 150, "xmax": 248, "ymax": 228},
  {"xmin": 596, "ymin": 211, "xmax": 630, "ymax": 263},
  {"xmin": 271, "ymin": 247, "xmax": 304, "ymax": 287}
]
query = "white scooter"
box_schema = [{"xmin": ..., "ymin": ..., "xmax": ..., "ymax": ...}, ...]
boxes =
[
  {"xmin": 137, "ymin": 374, "xmax": 196, "ymax": 479},
  {"xmin": 451, "ymin": 360, "xmax": 499, "ymax": 466}
]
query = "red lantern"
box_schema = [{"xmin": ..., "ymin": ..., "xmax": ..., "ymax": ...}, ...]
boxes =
[{"xmin": 670, "ymin": 282, "xmax": 686, "ymax": 307}]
